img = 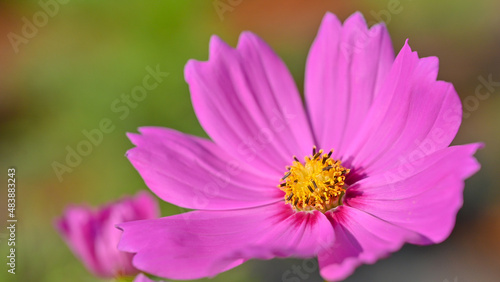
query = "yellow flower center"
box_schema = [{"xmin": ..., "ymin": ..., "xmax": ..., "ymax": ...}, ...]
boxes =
[{"xmin": 279, "ymin": 147, "xmax": 350, "ymax": 212}]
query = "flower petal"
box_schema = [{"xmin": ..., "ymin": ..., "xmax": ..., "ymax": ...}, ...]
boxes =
[
  {"xmin": 342, "ymin": 41, "xmax": 463, "ymax": 177},
  {"xmin": 185, "ymin": 32, "xmax": 314, "ymax": 174},
  {"xmin": 127, "ymin": 127, "xmax": 284, "ymax": 210},
  {"xmin": 305, "ymin": 12, "xmax": 394, "ymax": 156},
  {"xmin": 55, "ymin": 192, "xmax": 158, "ymax": 278},
  {"xmin": 345, "ymin": 143, "xmax": 482, "ymax": 244},
  {"xmin": 118, "ymin": 202, "xmax": 334, "ymax": 280},
  {"xmin": 93, "ymin": 197, "xmax": 146, "ymax": 277},
  {"xmin": 55, "ymin": 205, "xmax": 105, "ymax": 276},
  {"xmin": 134, "ymin": 273, "xmax": 164, "ymax": 282},
  {"xmin": 318, "ymin": 206, "xmax": 419, "ymax": 281}
]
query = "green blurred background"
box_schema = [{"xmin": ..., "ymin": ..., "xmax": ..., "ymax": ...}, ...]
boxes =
[{"xmin": 1, "ymin": 0, "xmax": 499, "ymax": 281}]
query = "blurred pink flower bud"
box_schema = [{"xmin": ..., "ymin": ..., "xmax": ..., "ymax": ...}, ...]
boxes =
[{"xmin": 55, "ymin": 191, "xmax": 159, "ymax": 278}]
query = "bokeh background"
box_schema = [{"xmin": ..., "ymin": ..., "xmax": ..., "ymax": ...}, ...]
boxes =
[{"xmin": 1, "ymin": 0, "xmax": 499, "ymax": 281}]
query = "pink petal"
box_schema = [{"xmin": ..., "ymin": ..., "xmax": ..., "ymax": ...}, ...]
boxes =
[
  {"xmin": 93, "ymin": 209, "xmax": 137, "ymax": 277},
  {"xmin": 342, "ymin": 41, "xmax": 462, "ymax": 177},
  {"xmin": 345, "ymin": 143, "xmax": 482, "ymax": 244},
  {"xmin": 134, "ymin": 273, "xmax": 164, "ymax": 282},
  {"xmin": 318, "ymin": 206, "xmax": 419, "ymax": 281},
  {"xmin": 185, "ymin": 32, "xmax": 314, "ymax": 174},
  {"xmin": 55, "ymin": 191, "xmax": 159, "ymax": 278},
  {"xmin": 118, "ymin": 202, "xmax": 334, "ymax": 280},
  {"xmin": 305, "ymin": 12, "xmax": 394, "ymax": 157},
  {"xmin": 55, "ymin": 206, "xmax": 105, "ymax": 276},
  {"xmin": 94, "ymin": 193, "xmax": 156, "ymax": 277},
  {"xmin": 127, "ymin": 127, "xmax": 284, "ymax": 210}
]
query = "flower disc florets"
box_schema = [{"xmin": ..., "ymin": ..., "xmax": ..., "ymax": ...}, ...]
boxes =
[{"xmin": 279, "ymin": 147, "xmax": 350, "ymax": 212}]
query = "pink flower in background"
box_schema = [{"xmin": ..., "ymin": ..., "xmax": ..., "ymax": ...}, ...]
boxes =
[
  {"xmin": 117, "ymin": 12, "xmax": 481, "ymax": 281},
  {"xmin": 55, "ymin": 191, "xmax": 159, "ymax": 278}
]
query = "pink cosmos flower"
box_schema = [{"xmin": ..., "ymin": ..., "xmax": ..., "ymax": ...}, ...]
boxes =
[
  {"xmin": 55, "ymin": 191, "xmax": 159, "ymax": 278},
  {"xmin": 117, "ymin": 12, "xmax": 482, "ymax": 281}
]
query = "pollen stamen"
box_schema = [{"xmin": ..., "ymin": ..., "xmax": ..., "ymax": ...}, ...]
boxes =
[
  {"xmin": 282, "ymin": 171, "xmax": 291, "ymax": 180},
  {"xmin": 278, "ymin": 147, "xmax": 350, "ymax": 212}
]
